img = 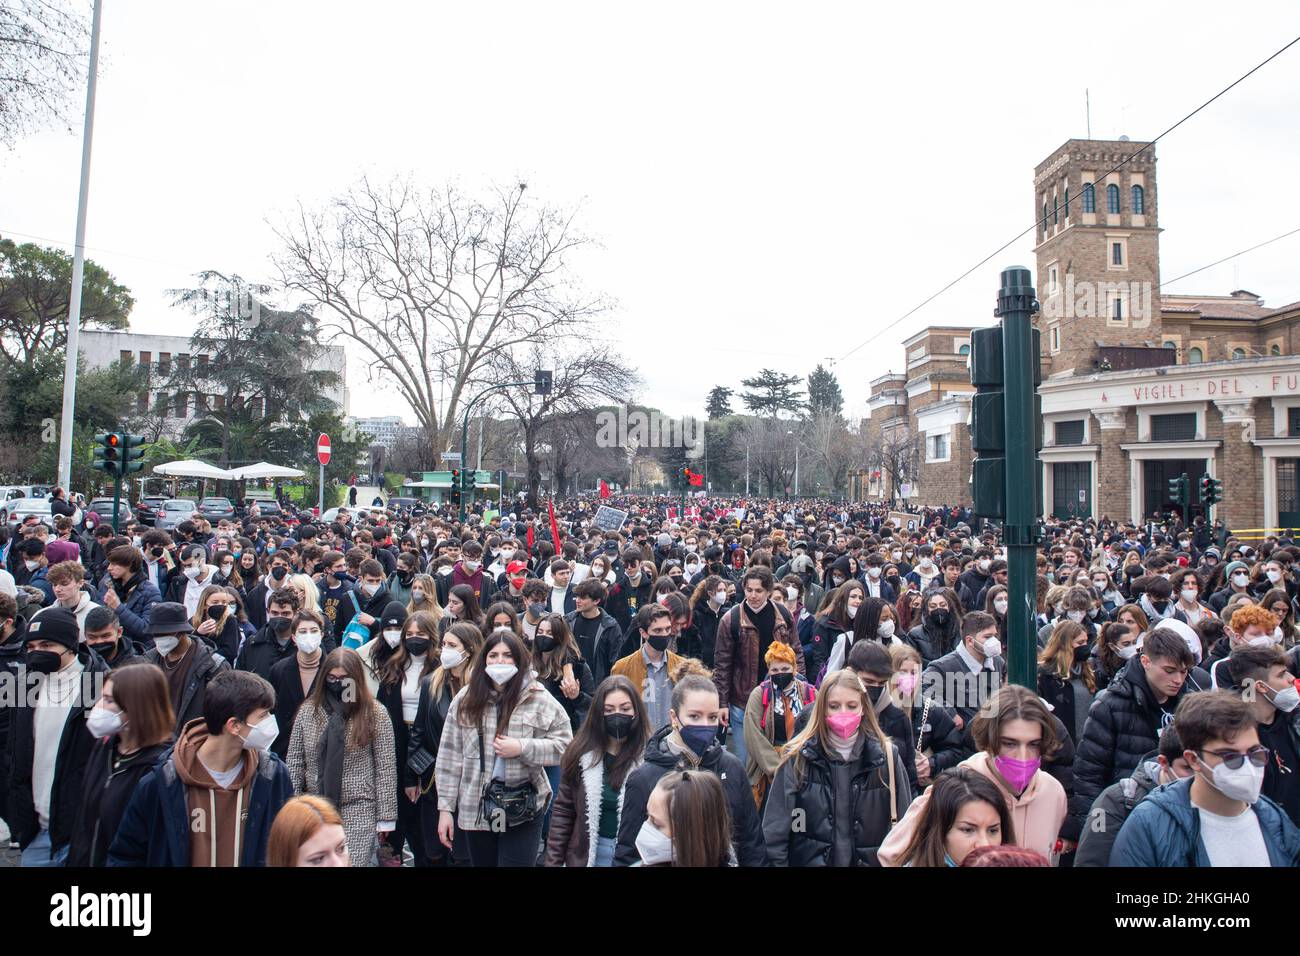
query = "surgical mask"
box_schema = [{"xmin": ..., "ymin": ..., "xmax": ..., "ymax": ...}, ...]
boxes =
[
  {"xmin": 420, "ymin": 538, "xmax": 429, "ymax": 548},
  {"xmin": 411, "ymin": 589, "xmax": 426, "ymax": 603},
  {"xmin": 994, "ymin": 755, "xmax": 1040, "ymax": 792},
  {"xmin": 86, "ymin": 705, "xmax": 124, "ymax": 738},
  {"xmin": 154, "ymin": 635, "xmax": 180, "ymax": 656},
  {"xmin": 23, "ymin": 560, "xmax": 38, "ymax": 572},
  {"xmin": 220, "ymin": 563, "xmax": 234, "ymax": 575},
  {"xmin": 1093, "ymin": 580, "xmax": 1108, "ymax": 591},
  {"xmin": 847, "ymin": 604, "xmax": 858, "ymax": 619},
  {"xmin": 1263, "ymin": 682, "xmax": 1300, "ymax": 713},
  {"xmin": 994, "ymin": 597, "xmax": 1008, "ymax": 615},
  {"xmin": 464, "ymin": 560, "xmax": 480, "ymax": 572},
  {"xmin": 877, "ymin": 619, "xmax": 895, "ymax": 639},
  {"xmin": 832, "ymin": 575, "xmax": 845, "ymax": 586},
  {"xmin": 1248, "ymin": 633, "xmax": 1278, "ymax": 648},
  {"xmin": 1067, "ymin": 610, "xmax": 1085, "ymax": 624},
  {"xmin": 1201, "ymin": 757, "xmax": 1264, "ymax": 804},
  {"xmin": 978, "ymin": 560, "xmax": 991, "ymax": 573},
  {"xmin": 439, "ymin": 647, "xmax": 466, "ymax": 670},
  {"xmin": 383, "ymin": 629, "xmax": 403, "ymax": 649},
  {"xmin": 239, "ymin": 714, "xmax": 279, "ymax": 752},
  {"xmin": 485, "ymin": 663, "xmax": 517, "ymax": 686},
  {"xmin": 1180, "ymin": 588, "xmax": 1198, "ymax": 603},
  {"xmin": 785, "ymin": 586, "xmax": 798, "ymax": 602},
  {"xmin": 1114, "ymin": 643, "xmax": 1138, "ymax": 660},
  {"xmin": 634, "ymin": 820, "xmax": 674, "ymax": 866},
  {"xmin": 895, "ymin": 672, "xmax": 918, "ymax": 696},
  {"xmin": 294, "ymin": 628, "xmax": 323, "ymax": 654}
]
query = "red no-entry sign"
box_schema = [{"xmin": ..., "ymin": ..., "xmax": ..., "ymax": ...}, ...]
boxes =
[{"xmin": 317, "ymin": 433, "xmax": 331, "ymax": 465}]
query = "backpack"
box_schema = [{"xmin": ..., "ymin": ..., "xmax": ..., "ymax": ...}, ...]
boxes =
[{"xmin": 340, "ymin": 590, "xmax": 371, "ymax": 650}]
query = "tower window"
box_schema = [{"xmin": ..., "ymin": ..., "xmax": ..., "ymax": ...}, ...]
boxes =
[
  {"xmin": 1053, "ymin": 194, "xmax": 1059, "ymax": 225},
  {"xmin": 1112, "ymin": 297, "xmax": 1124, "ymax": 322},
  {"xmin": 1112, "ymin": 242, "xmax": 1124, "ymax": 266},
  {"xmin": 1107, "ymin": 183, "xmax": 1120, "ymax": 214},
  {"xmin": 1042, "ymin": 202, "xmax": 1049, "ymax": 237},
  {"xmin": 1082, "ymin": 183, "xmax": 1096, "ymax": 213},
  {"xmin": 1271, "ymin": 344, "xmax": 1282, "ymax": 356},
  {"xmin": 1188, "ymin": 347, "xmax": 1204, "ymax": 364},
  {"xmin": 1064, "ymin": 186, "xmax": 1069, "ymax": 219},
  {"xmin": 1131, "ymin": 185, "xmax": 1145, "ymax": 215},
  {"xmin": 1231, "ymin": 348, "xmax": 1246, "ymax": 361}
]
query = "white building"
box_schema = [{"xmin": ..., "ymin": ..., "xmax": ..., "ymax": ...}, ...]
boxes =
[
  {"xmin": 79, "ymin": 330, "xmax": 349, "ymax": 436},
  {"xmin": 346, "ymin": 415, "xmax": 417, "ymax": 449}
]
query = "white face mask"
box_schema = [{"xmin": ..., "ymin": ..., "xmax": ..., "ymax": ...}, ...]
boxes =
[
  {"xmin": 240, "ymin": 714, "xmax": 279, "ymax": 752},
  {"xmin": 919, "ymin": 558, "xmax": 933, "ymax": 570},
  {"xmin": 464, "ymin": 560, "xmax": 480, "ymax": 572},
  {"xmin": 713, "ymin": 589, "xmax": 727, "ymax": 605},
  {"xmin": 1201, "ymin": 757, "xmax": 1264, "ymax": 804},
  {"xmin": 1264, "ymin": 682, "xmax": 1300, "ymax": 713},
  {"xmin": 847, "ymin": 604, "xmax": 858, "ymax": 619},
  {"xmin": 86, "ymin": 705, "xmax": 124, "ymax": 738},
  {"xmin": 877, "ymin": 619, "xmax": 895, "ymax": 639},
  {"xmin": 867, "ymin": 566, "xmax": 881, "ymax": 579},
  {"xmin": 1180, "ymin": 588, "xmax": 1198, "ymax": 603},
  {"xmin": 362, "ymin": 582, "xmax": 380, "ymax": 596},
  {"xmin": 994, "ymin": 597, "xmax": 1008, "ymax": 615},
  {"xmin": 440, "ymin": 647, "xmax": 466, "ymax": 670},
  {"xmin": 891, "ymin": 551, "xmax": 902, "ymax": 561},
  {"xmin": 1267, "ymin": 569, "xmax": 1283, "ymax": 583},
  {"xmin": 979, "ymin": 636, "xmax": 1002, "ymax": 658},
  {"xmin": 785, "ymin": 586, "xmax": 798, "ymax": 602},
  {"xmin": 685, "ymin": 563, "xmax": 701, "ymax": 576},
  {"xmin": 978, "ymin": 560, "xmax": 991, "ymax": 573},
  {"xmin": 383, "ymin": 629, "xmax": 403, "ymax": 649},
  {"xmin": 295, "ymin": 630, "xmax": 322, "ymax": 655},
  {"xmin": 485, "ymin": 663, "xmax": 518, "ymax": 686},
  {"xmin": 420, "ymin": 538, "xmax": 429, "ymax": 548},
  {"xmin": 1115, "ymin": 644, "xmax": 1139, "ymax": 660},
  {"xmin": 634, "ymin": 819, "xmax": 674, "ymax": 866},
  {"xmin": 1232, "ymin": 573, "xmax": 1249, "ymax": 588},
  {"xmin": 1093, "ymin": 580, "xmax": 1108, "ymax": 592},
  {"xmin": 24, "ymin": 560, "xmax": 38, "ymax": 572},
  {"xmin": 183, "ymin": 566, "xmax": 202, "ymax": 581},
  {"xmin": 1067, "ymin": 610, "xmax": 1086, "ymax": 624},
  {"xmin": 154, "ymin": 635, "xmax": 180, "ymax": 656}
]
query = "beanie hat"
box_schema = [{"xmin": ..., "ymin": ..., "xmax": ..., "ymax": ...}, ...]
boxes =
[
  {"xmin": 381, "ymin": 601, "xmax": 408, "ymax": 630},
  {"xmin": 764, "ymin": 640, "xmax": 798, "ymax": 668},
  {"xmin": 26, "ymin": 607, "xmax": 79, "ymax": 652},
  {"xmin": 45, "ymin": 540, "xmax": 80, "ymax": 565},
  {"xmin": 1223, "ymin": 561, "xmax": 1248, "ymax": 580}
]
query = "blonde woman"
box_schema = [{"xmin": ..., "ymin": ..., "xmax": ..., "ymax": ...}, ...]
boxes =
[
  {"xmin": 190, "ymin": 584, "xmax": 243, "ymax": 662},
  {"xmin": 761, "ymin": 668, "xmax": 912, "ymax": 865},
  {"xmin": 285, "ymin": 648, "xmax": 399, "ymax": 866},
  {"xmin": 288, "ymin": 572, "xmax": 335, "ymax": 645},
  {"xmin": 1036, "ymin": 620, "xmax": 1096, "ymax": 746},
  {"xmin": 406, "ymin": 573, "xmax": 443, "ymax": 622}
]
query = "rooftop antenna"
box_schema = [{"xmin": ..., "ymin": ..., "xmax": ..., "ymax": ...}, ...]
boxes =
[{"xmin": 1086, "ymin": 88, "xmax": 1091, "ymax": 139}]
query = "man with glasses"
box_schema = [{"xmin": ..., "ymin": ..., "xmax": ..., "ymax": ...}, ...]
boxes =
[{"xmin": 1111, "ymin": 690, "xmax": 1300, "ymax": 866}]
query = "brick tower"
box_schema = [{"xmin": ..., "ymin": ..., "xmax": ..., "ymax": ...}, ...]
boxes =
[{"xmin": 1033, "ymin": 138, "xmax": 1163, "ymax": 376}]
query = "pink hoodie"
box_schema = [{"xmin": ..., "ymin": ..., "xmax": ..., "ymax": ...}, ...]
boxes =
[{"xmin": 878, "ymin": 752, "xmax": 1067, "ymax": 866}]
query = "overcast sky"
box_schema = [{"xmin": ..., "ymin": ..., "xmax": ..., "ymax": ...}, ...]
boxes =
[{"xmin": 4, "ymin": 1, "xmax": 1299, "ymax": 426}]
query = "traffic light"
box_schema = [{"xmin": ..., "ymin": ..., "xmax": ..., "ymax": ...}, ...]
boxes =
[
  {"xmin": 465, "ymin": 470, "xmax": 477, "ymax": 496},
  {"xmin": 1200, "ymin": 474, "xmax": 1223, "ymax": 507},
  {"xmin": 93, "ymin": 432, "xmax": 123, "ymax": 476},
  {"xmin": 969, "ymin": 326, "xmax": 1043, "ymax": 520},
  {"xmin": 449, "ymin": 468, "xmax": 461, "ymax": 506},
  {"xmin": 1167, "ymin": 473, "xmax": 1190, "ymax": 512},
  {"xmin": 121, "ymin": 433, "xmax": 147, "ymax": 474}
]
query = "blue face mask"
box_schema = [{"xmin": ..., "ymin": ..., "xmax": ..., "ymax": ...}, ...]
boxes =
[
  {"xmin": 678, "ymin": 723, "xmax": 718, "ymax": 757},
  {"xmin": 267, "ymin": 546, "xmax": 276, "ymax": 555}
]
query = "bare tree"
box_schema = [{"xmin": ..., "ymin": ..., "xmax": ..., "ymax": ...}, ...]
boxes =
[
  {"xmin": 490, "ymin": 343, "xmax": 639, "ymax": 509},
  {"xmin": 274, "ymin": 178, "xmax": 609, "ymax": 456},
  {"xmin": 806, "ymin": 406, "xmax": 851, "ymax": 495},
  {"xmin": 866, "ymin": 424, "xmax": 920, "ymax": 504},
  {"xmin": 746, "ymin": 416, "xmax": 797, "ymax": 496},
  {"xmin": 0, "ymin": 0, "xmax": 90, "ymax": 148}
]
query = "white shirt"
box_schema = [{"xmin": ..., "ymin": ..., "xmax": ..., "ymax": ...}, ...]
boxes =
[
  {"xmin": 549, "ymin": 586, "xmax": 568, "ymax": 614},
  {"xmin": 183, "ymin": 567, "xmax": 217, "ymax": 619},
  {"xmin": 198, "ymin": 754, "xmax": 246, "ymax": 789},
  {"xmin": 1196, "ymin": 804, "xmax": 1271, "ymax": 866},
  {"xmin": 401, "ymin": 656, "xmax": 425, "ymax": 723},
  {"xmin": 33, "ymin": 658, "xmax": 85, "ymax": 829}
]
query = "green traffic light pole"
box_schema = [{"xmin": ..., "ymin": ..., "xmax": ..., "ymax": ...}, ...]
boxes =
[
  {"xmin": 459, "ymin": 380, "xmax": 535, "ymax": 522},
  {"xmin": 997, "ymin": 266, "xmax": 1040, "ymax": 691}
]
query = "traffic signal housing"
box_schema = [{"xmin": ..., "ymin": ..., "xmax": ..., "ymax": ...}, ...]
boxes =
[
  {"xmin": 1200, "ymin": 475, "xmax": 1223, "ymax": 507},
  {"xmin": 122, "ymin": 433, "xmax": 147, "ymax": 474},
  {"xmin": 449, "ymin": 468, "xmax": 461, "ymax": 507},
  {"xmin": 1167, "ymin": 473, "xmax": 1191, "ymax": 512},
  {"xmin": 93, "ymin": 432, "xmax": 123, "ymax": 476},
  {"xmin": 968, "ymin": 326, "xmax": 1043, "ymax": 520}
]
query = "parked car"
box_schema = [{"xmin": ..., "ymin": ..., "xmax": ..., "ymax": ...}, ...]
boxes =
[
  {"xmin": 29, "ymin": 485, "xmax": 52, "ymax": 500},
  {"xmin": 87, "ymin": 497, "xmax": 134, "ymax": 525},
  {"xmin": 134, "ymin": 495, "xmax": 169, "ymax": 526},
  {"xmin": 243, "ymin": 496, "xmax": 295, "ymax": 523},
  {"xmin": 198, "ymin": 496, "xmax": 235, "ymax": 520},
  {"xmin": 3, "ymin": 497, "xmax": 53, "ymax": 529},
  {"xmin": 319, "ymin": 505, "xmax": 382, "ymax": 525},
  {"xmin": 154, "ymin": 498, "xmax": 198, "ymax": 531},
  {"xmin": 387, "ymin": 497, "xmax": 420, "ymax": 511}
]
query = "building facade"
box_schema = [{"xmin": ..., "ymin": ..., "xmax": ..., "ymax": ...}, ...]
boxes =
[{"xmin": 857, "ymin": 137, "xmax": 1300, "ymax": 531}]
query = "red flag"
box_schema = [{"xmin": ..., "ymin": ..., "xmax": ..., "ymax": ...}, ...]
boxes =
[
  {"xmin": 526, "ymin": 524, "xmax": 535, "ymax": 553},
  {"xmin": 548, "ymin": 499, "xmax": 562, "ymax": 547},
  {"xmin": 599, "ymin": 479, "xmax": 610, "ymax": 499}
]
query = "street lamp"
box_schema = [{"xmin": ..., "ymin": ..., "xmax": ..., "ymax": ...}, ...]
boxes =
[{"xmin": 787, "ymin": 430, "xmax": 799, "ymax": 497}]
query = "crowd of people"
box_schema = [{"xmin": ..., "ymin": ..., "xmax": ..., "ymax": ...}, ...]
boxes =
[{"xmin": 0, "ymin": 486, "xmax": 1297, "ymax": 868}]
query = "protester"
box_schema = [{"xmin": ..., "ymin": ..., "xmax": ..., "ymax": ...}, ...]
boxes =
[
  {"xmin": 891, "ymin": 767, "xmax": 1014, "ymax": 866},
  {"xmin": 268, "ymin": 794, "xmax": 350, "ymax": 867},
  {"xmin": 630, "ymin": 769, "xmax": 735, "ymax": 867}
]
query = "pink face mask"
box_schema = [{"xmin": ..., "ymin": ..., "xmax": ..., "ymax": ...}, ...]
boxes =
[
  {"xmin": 894, "ymin": 672, "xmax": 918, "ymax": 696},
  {"xmin": 994, "ymin": 754, "xmax": 1041, "ymax": 793},
  {"xmin": 826, "ymin": 712, "xmax": 863, "ymax": 739}
]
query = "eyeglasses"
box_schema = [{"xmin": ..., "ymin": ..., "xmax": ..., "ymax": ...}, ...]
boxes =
[{"xmin": 1200, "ymin": 746, "xmax": 1270, "ymax": 770}]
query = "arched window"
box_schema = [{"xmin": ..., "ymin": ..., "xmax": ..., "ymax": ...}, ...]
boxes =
[
  {"xmin": 1271, "ymin": 344, "xmax": 1282, "ymax": 356},
  {"xmin": 1107, "ymin": 183, "xmax": 1120, "ymax": 214},
  {"xmin": 1053, "ymin": 194, "xmax": 1059, "ymax": 225},
  {"xmin": 1064, "ymin": 186, "xmax": 1070, "ymax": 218},
  {"xmin": 1188, "ymin": 347, "xmax": 1204, "ymax": 364},
  {"xmin": 958, "ymin": 344, "xmax": 971, "ymax": 356},
  {"xmin": 1042, "ymin": 202, "xmax": 1049, "ymax": 236},
  {"xmin": 1163, "ymin": 341, "xmax": 1177, "ymax": 350},
  {"xmin": 1082, "ymin": 183, "xmax": 1096, "ymax": 213},
  {"xmin": 1131, "ymin": 185, "xmax": 1145, "ymax": 214},
  {"xmin": 1231, "ymin": 348, "xmax": 1246, "ymax": 361}
]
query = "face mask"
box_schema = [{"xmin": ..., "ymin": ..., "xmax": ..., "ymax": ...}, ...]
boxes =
[
  {"xmin": 1073, "ymin": 644, "xmax": 1090, "ymax": 664},
  {"xmin": 1093, "ymin": 580, "xmax": 1107, "ymax": 592},
  {"xmin": 647, "ymin": 635, "xmax": 670, "ymax": 652},
  {"xmin": 383, "ymin": 629, "xmax": 403, "ymax": 649},
  {"xmin": 535, "ymin": 634, "xmax": 559, "ymax": 653},
  {"xmin": 87, "ymin": 705, "xmax": 124, "ymax": 737},
  {"xmin": 928, "ymin": 610, "xmax": 949, "ymax": 627},
  {"xmin": 847, "ymin": 604, "xmax": 858, "ymax": 619},
  {"xmin": 27, "ymin": 649, "xmax": 64, "ymax": 673},
  {"xmin": 295, "ymin": 630, "xmax": 322, "ymax": 655},
  {"xmin": 405, "ymin": 637, "xmax": 430, "ymax": 656},
  {"xmin": 677, "ymin": 723, "xmax": 718, "ymax": 757},
  {"xmin": 994, "ymin": 598, "xmax": 1008, "ymax": 615},
  {"xmin": 23, "ymin": 560, "xmax": 39, "ymax": 572},
  {"xmin": 1200, "ymin": 756, "xmax": 1264, "ymax": 804},
  {"xmin": 713, "ymin": 589, "xmax": 727, "ymax": 605},
  {"xmin": 1180, "ymin": 588, "xmax": 1198, "ymax": 604},
  {"xmin": 895, "ymin": 672, "xmax": 918, "ymax": 696},
  {"xmin": 362, "ymin": 582, "xmax": 379, "ymax": 597},
  {"xmin": 485, "ymin": 663, "xmax": 518, "ymax": 686},
  {"xmin": 919, "ymin": 558, "xmax": 934, "ymax": 570},
  {"xmin": 770, "ymin": 672, "xmax": 795, "ymax": 691},
  {"xmin": 826, "ymin": 711, "xmax": 862, "ymax": 739},
  {"xmin": 1267, "ymin": 569, "xmax": 1283, "ymax": 583},
  {"xmin": 439, "ymin": 646, "xmax": 466, "ymax": 670},
  {"xmin": 635, "ymin": 819, "xmax": 674, "ymax": 866},
  {"xmin": 522, "ymin": 603, "xmax": 544, "ymax": 621},
  {"xmin": 1232, "ymin": 573, "xmax": 1249, "ymax": 588},
  {"xmin": 877, "ymin": 619, "xmax": 896, "ymax": 639},
  {"xmin": 994, "ymin": 755, "xmax": 1041, "ymax": 792},
  {"xmin": 1248, "ymin": 634, "xmax": 1275, "ymax": 648},
  {"xmin": 685, "ymin": 563, "xmax": 701, "ymax": 576},
  {"xmin": 464, "ymin": 560, "xmax": 480, "ymax": 572},
  {"xmin": 325, "ymin": 678, "xmax": 346, "ymax": 699},
  {"xmin": 977, "ymin": 559, "xmax": 991, "ymax": 573},
  {"xmin": 979, "ymin": 636, "xmax": 1003, "ymax": 658},
  {"xmin": 1115, "ymin": 643, "xmax": 1139, "ymax": 661},
  {"xmin": 1263, "ymin": 681, "xmax": 1300, "ymax": 713},
  {"xmin": 1067, "ymin": 610, "xmax": 1085, "ymax": 624},
  {"xmin": 153, "ymin": 635, "xmax": 180, "ymax": 656},
  {"xmin": 221, "ymin": 563, "xmax": 234, "ymax": 576},
  {"xmin": 1150, "ymin": 600, "xmax": 1168, "ymax": 614},
  {"xmin": 604, "ymin": 712, "xmax": 636, "ymax": 740},
  {"xmin": 207, "ymin": 605, "xmax": 227, "ymax": 622},
  {"xmin": 891, "ymin": 551, "xmax": 902, "ymax": 561},
  {"xmin": 411, "ymin": 589, "xmax": 426, "ymax": 603},
  {"xmin": 150, "ymin": 546, "xmax": 165, "ymax": 559},
  {"xmin": 183, "ymin": 566, "xmax": 203, "ymax": 581},
  {"xmin": 832, "ymin": 575, "xmax": 845, "ymax": 587},
  {"xmin": 239, "ymin": 714, "xmax": 279, "ymax": 752},
  {"xmin": 867, "ymin": 566, "xmax": 881, "ymax": 579},
  {"xmin": 420, "ymin": 538, "xmax": 429, "ymax": 549}
]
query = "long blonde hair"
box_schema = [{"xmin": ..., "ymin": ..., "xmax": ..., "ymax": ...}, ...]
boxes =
[
  {"xmin": 778, "ymin": 669, "xmax": 892, "ymax": 785},
  {"xmin": 287, "ymin": 574, "xmax": 322, "ymax": 615},
  {"xmin": 406, "ymin": 573, "xmax": 443, "ymax": 620}
]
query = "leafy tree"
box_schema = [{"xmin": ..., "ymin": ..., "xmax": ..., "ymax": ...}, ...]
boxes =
[
  {"xmin": 740, "ymin": 368, "xmax": 805, "ymax": 419},
  {"xmin": 807, "ymin": 364, "xmax": 844, "ymax": 417},
  {"xmin": 705, "ymin": 385, "xmax": 734, "ymax": 419},
  {"xmin": 0, "ymin": 239, "xmax": 133, "ymax": 369}
]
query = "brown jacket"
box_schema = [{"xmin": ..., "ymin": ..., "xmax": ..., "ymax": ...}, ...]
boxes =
[
  {"xmin": 172, "ymin": 718, "xmax": 259, "ymax": 868},
  {"xmin": 611, "ymin": 648, "xmax": 684, "ymax": 696},
  {"xmin": 713, "ymin": 602, "xmax": 805, "ymax": 710},
  {"xmin": 543, "ymin": 748, "xmax": 644, "ymax": 867}
]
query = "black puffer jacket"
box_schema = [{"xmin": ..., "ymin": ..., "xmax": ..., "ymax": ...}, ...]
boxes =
[
  {"xmin": 614, "ymin": 724, "xmax": 764, "ymax": 867},
  {"xmin": 761, "ymin": 731, "xmax": 912, "ymax": 866},
  {"xmin": 809, "ymin": 616, "xmax": 851, "ymax": 675},
  {"xmin": 66, "ymin": 739, "xmax": 171, "ymax": 867},
  {"xmin": 1073, "ymin": 655, "xmax": 1194, "ymax": 815},
  {"xmin": 680, "ymin": 599, "xmax": 728, "ymax": 667},
  {"xmin": 907, "ymin": 612, "xmax": 961, "ymax": 664}
]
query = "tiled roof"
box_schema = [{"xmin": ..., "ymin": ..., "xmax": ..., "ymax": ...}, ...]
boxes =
[
  {"xmin": 1162, "ymin": 295, "xmax": 1271, "ymax": 320},
  {"xmin": 1262, "ymin": 299, "xmax": 1300, "ymax": 319}
]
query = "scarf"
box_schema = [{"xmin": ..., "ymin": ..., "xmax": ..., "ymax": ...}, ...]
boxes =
[{"xmin": 317, "ymin": 695, "xmax": 348, "ymax": 809}]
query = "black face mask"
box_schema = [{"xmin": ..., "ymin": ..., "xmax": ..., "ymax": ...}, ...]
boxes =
[
  {"xmin": 325, "ymin": 678, "xmax": 346, "ymax": 698},
  {"xmin": 150, "ymin": 547, "xmax": 165, "ymax": 559},
  {"xmin": 1151, "ymin": 599, "xmax": 1168, "ymax": 613},
  {"xmin": 535, "ymin": 634, "xmax": 559, "ymax": 653},
  {"xmin": 646, "ymin": 635, "xmax": 670, "ymax": 652},
  {"xmin": 1073, "ymin": 644, "xmax": 1091, "ymax": 664},
  {"xmin": 770, "ymin": 671, "xmax": 795, "ymax": 691},
  {"xmin": 866, "ymin": 684, "xmax": 885, "ymax": 704},
  {"xmin": 271, "ymin": 566, "xmax": 288, "ymax": 581},
  {"xmin": 605, "ymin": 713, "xmax": 636, "ymax": 740},
  {"xmin": 269, "ymin": 617, "xmax": 292, "ymax": 636},
  {"xmin": 26, "ymin": 650, "xmax": 64, "ymax": 674},
  {"xmin": 404, "ymin": 637, "xmax": 431, "ymax": 656},
  {"xmin": 89, "ymin": 639, "xmax": 117, "ymax": 661},
  {"xmin": 928, "ymin": 610, "xmax": 950, "ymax": 628}
]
